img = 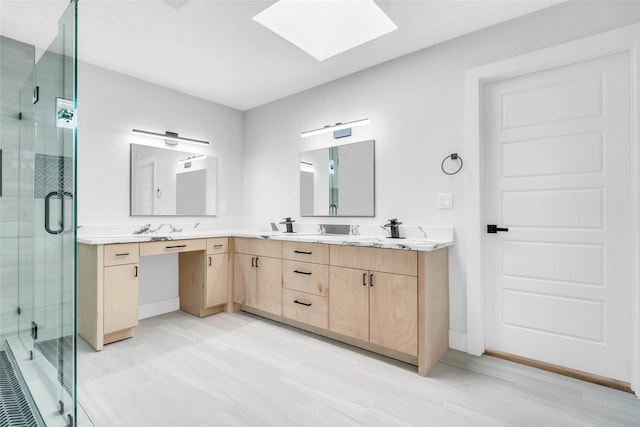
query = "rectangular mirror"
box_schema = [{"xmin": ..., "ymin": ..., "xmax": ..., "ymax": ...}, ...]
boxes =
[
  {"xmin": 130, "ymin": 144, "xmax": 217, "ymax": 216},
  {"xmin": 300, "ymin": 140, "xmax": 374, "ymax": 217}
]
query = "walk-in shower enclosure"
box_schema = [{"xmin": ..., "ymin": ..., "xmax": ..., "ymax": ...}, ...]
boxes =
[{"xmin": 1, "ymin": 1, "xmax": 77, "ymax": 425}]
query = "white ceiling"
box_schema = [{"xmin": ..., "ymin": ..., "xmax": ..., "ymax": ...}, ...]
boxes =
[{"xmin": 0, "ymin": 0, "xmax": 562, "ymax": 111}]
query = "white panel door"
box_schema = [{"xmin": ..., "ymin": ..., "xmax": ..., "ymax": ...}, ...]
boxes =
[
  {"xmin": 484, "ymin": 51, "xmax": 632, "ymax": 382},
  {"xmin": 134, "ymin": 158, "xmax": 155, "ymax": 215}
]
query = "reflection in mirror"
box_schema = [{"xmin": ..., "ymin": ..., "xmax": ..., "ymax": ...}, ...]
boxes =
[
  {"xmin": 130, "ymin": 144, "xmax": 217, "ymax": 216},
  {"xmin": 300, "ymin": 140, "xmax": 374, "ymax": 217}
]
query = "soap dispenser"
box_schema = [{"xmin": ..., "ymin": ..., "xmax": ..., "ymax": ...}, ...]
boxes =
[
  {"xmin": 279, "ymin": 217, "xmax": 295, "ymax": 233},
  {"xmin": 384, "ymin": 218, "xmax": 403, "ymax": 238}
]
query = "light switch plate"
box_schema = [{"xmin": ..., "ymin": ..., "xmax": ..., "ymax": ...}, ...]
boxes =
[{"xmin": 437, "ymin": 193, "xmax": 453, "ymax": 209}]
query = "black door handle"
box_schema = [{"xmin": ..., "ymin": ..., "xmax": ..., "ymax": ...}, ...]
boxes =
[
  {"xmin": 44, "ymin": 191, "xmax": 64, "ymax": 235},
  {"xmin": 487, "ymin": 224, "xmax": 509, "ymax": 234}
]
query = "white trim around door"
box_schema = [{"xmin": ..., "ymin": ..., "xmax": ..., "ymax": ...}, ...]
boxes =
[{"xmin": 464, "ymin": 23, "xmax": 640, "ymax": 396}]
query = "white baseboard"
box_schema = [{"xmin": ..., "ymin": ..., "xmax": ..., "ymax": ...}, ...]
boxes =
[
  {"xmin": 139, "ymin": 298, "xmax": 180, "ymax": 320},
  {"xmin": 449, "ymin": 330, "xmax": 467, "ymax": 352}
]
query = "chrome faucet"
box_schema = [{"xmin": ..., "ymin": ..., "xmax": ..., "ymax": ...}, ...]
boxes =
[
  {"xmin": 168, "ymin": 224, "xmax": 182, "ymax": 233},
  {"xmin": 132, "ymin": 224, "xmax": 152, "ymax": 234},
  {"xmin": 383, "ymin": 218, "xmax": 402, "ymax": 239},
  {"xmin": 132, "ymin": 223, "xmax": 165, "ymax": 234}
]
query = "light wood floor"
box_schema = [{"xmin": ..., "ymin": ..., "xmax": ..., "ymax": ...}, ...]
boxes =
[{"xmin": 77, "ymin": 311, "xmax": 640, "ymax": 426}]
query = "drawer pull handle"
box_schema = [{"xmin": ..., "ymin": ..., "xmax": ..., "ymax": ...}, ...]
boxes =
[
  {"xmin": 293, "ymin": 300, "xmax": 312, "ymax": 307},
  {"xmin": 166, "ymin": 244, "xmax": 187, "ymax": 249},
  {"xmin": 115, "ymin": 252, "xmax": 130, "ymax": 256},
  {"xmin": 362, "ymin": 273, "xmax": 367, "ymax": 286},
  {"xmin": 293, "ymin": 270, "xmax": 312, "ymax": 275},
  {"xmin": 294, "ymin": 250, "xmax": 312, "ymax": 255},
  {"xmin": 213, "ymin": 244, "xmax": 224, "ymax": 249}
]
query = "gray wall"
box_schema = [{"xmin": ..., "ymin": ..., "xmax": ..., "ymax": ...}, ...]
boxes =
[{"xmin": 242, "ymin": 1, "xmax": 640, "ymax": 344}]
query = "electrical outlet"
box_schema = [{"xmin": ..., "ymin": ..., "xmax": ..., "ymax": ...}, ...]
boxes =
[{"xmin": 437, "ymin": 193, "xmax": 453, "ymax": 209}]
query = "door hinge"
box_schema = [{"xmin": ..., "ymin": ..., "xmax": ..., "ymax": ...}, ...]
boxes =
[{"xmin": 31, "ymin": 321, "xmax": 38, "ymax": 340}]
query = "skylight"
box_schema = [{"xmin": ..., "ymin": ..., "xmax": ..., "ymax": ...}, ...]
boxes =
[{"xmin": 253, "ymin": 0, "xmax": 398, "ymax": 61}]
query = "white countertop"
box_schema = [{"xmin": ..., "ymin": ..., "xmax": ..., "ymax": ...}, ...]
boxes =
[{"xmin": 77, "ymin": 230, "xmax": 453, "ymax": 252}]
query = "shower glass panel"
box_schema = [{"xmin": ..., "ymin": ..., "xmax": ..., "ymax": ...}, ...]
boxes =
[{"xmin": 3, "ymin": 1, "xmax": 77, "ymax": 425}]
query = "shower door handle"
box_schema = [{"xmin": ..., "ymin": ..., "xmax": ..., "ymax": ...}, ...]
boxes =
[
  {"xmin": 44, "ymin": 191, "xmax": 73, "ymax": 235},
  {"xmin": 44, "ymin": 191, "xmax": 64, "ymax": 235}
]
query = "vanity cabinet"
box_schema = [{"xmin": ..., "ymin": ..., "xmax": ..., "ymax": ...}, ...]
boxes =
[
  {"xmin": 79, "ymin": 242, "xmax": 141, "ymax": 350},
  {"xmin": 233, "ymin": 238, "xmax": 282, "ymax": 316},
  {"xmin": 103, "ymin": 244, "xmax": 140, "ymax": 338},
  {"xmin": 281, "ymin": 242, "xmax": 330, "ymax": 329},
  {"xmin": 104, "ymin": 263, "xmax": 139, "ymax": 336},
  {"xmin": 329, "ymin": 266, "xmax": 418, "ymax": 356},
  {"xmin": 180, "ymin": 237, "xmax": 230, "ymax": 317}
]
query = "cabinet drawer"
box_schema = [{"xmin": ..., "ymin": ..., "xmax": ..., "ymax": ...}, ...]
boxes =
[
  {"xmin": 329, "ymin": 245, "xmax": 417, "ymax": 276},
  {"xmin": 140, "ymin": 238, "xmax": 206, "ymax": 256},
  {"xmin": 207, "ymin": 237, "xmax": 228, "ymax": 254},
  {"xmin": 282, "ymin": 260, "xmax": 329, "ymax": 297},
  {"xmin": 282, "ymin": 241, "xmax": 329, "ymax": 264},
  {"xmin": 234, "ymin": 238, "xmax": 281, "ymax": 258},
  {"xmin": 282, "ymin": 289, "xmax": 328, "ymax": 329},
  {"xmin": 104, "ymin": 243, "xmax": 140, "ymax": 266}
]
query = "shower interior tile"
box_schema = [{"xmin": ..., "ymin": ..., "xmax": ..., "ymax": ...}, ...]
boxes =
[{"xmin": 0, "ymin": 197, "xmax": 20, "ymax": 234}]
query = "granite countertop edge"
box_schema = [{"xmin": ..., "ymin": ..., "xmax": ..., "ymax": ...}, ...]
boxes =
[{"xmin": 77, "ymin": 230, "xmax": 452, "ymax": 252}]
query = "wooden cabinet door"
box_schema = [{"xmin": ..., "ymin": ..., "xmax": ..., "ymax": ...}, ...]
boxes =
[
  {"xmin": 205, "ymin": 253, "xmax": 229, "ymax": 308},
  {"xmin": 369, "ymin": 272, "xmax": 418, "ymax": 356},
  {"xmin": 255, "ymin": 256, "xmax": 282, "ymax": 316},
  {"xmin": 104, "ymin": 264, "xmax": 139, "ymax": 335},
  {"xmin": 234, "ymin": 254, "xmax": 256, "ymax": 307},
  {"xmin": 329, "ymin": 266, "xmax": 369, "ymax": 342}
]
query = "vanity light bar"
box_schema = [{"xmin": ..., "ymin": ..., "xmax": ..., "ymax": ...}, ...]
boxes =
[
  {"xmin": 132, "ymin": 129, "xmax": 210, "ymax": 145},
  {"xmin": 300, "ymin": 118, "xmax": 369, "ymax": 138}
]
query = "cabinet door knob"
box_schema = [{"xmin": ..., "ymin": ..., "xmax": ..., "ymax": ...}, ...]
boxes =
[
  {"xmin": 370, "ymin": 274, "xmax": 374, "ymax": 287},
  {"xmin": 208, "ymin": 256, "xmax": 212, "ymax": 267},
  {"xmin": 255, "ymin": 257, "xmax": 259, "ymax": 268},
  {"xmin": 362, "ymin": 273, "xmax": 367, "ymax": 286},
  {"xmin": 251, "ymin": 257, "xmax": 255, "ymax": 267},
  {"xmin": 134, "ymin": 266, "xmax": 138, "ymax": 278}
]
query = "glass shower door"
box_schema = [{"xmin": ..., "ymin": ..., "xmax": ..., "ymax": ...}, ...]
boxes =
[{"xmin": 16, "ymin": 2, "xmax": 77, "ymax": 425}]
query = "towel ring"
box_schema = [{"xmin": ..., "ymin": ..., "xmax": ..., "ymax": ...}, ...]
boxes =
[{"xmin": 441, "ymin": 153, "xmax": 463, "ymax": 175}]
